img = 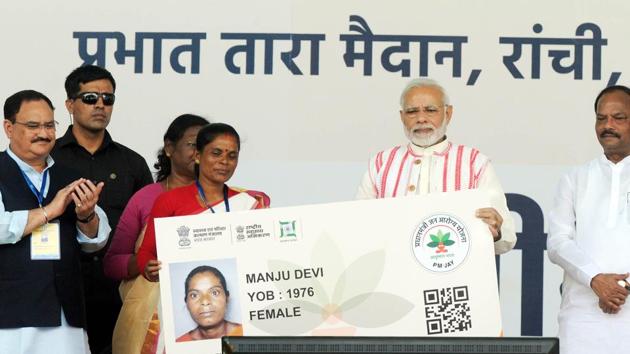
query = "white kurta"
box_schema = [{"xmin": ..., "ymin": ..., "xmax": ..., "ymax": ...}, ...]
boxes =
[
  {"xmin": 548, "ymin": 155, "xmax": 630, "ymax": 354},
  {"xmin": 357, "ymin": 139, "xmax": 516, "ymax": 254}
]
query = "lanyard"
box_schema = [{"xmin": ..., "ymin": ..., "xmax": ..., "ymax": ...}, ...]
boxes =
[
  {"xmin": 196, "ymin": 180, "xmax": 230, "ymax": 213},
  {"xmin": 20, "ymin": 169, "xmax": 49, "ymax": 207}
]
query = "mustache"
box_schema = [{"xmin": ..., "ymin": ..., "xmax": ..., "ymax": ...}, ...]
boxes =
[
  {"xmin": 31, "ymin": 137, "xmax": 52, "ymax": 143},
  {"xmin": 600, "ymin": 129, "xmax": 621, "ymax": 138},
  {"xmin": 412, "ymin": 124, "xmax": 435, "ymax": 131}
]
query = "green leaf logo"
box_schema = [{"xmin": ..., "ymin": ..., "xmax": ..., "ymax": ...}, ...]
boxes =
[
  {"xmin": 413, "ymin": 214, "xmax": 471, "ymax": 273},
  {"xmin": 426, "ymin": 229, "xmax": 453, "ymax": 253}
]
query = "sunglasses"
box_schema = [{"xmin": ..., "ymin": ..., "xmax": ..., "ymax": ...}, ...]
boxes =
[{"xmin": 74, "ymin": 92, "xmax": 116, "ymax": 106}]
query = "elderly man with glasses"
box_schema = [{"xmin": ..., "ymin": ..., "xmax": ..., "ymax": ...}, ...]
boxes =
[
  {"xmin": 51, "ymin": 65, "xmax": 153, "ymax": 354},
  {"xmin": 0, "ymin": 89, "xmax": 111, "ymax": 354},
  {"xmin": 356, "ymin": 78, "xmax": 516, "ymax": 254}
]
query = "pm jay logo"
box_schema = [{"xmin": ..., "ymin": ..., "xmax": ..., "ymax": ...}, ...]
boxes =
[{"xmin": 411, "ymin": 214, "xmax": 470, "ymax": 272}]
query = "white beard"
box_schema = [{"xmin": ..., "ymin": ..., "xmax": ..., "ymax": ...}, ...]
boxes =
[{"xmin": 405, "ymin": 119, "xmax": 448, "ymax": 147}]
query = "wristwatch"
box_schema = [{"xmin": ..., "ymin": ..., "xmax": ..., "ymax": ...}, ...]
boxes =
[{"xmin": 77, "ymin": 211, "xmax": 96, "ymax": 223}]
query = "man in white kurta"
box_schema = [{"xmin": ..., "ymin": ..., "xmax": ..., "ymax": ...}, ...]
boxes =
[
  {"xmin": 357, "ymin": 78, "xmax": 516, "ymax": 254},
  {"xmin": 548, "ymin": 85, "xmax": 630, "ymax": 354}
]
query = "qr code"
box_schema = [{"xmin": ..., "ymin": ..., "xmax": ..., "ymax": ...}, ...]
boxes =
[{"xmin": 423, "ymin": 286, "xmax": 471, "ymax": 335}]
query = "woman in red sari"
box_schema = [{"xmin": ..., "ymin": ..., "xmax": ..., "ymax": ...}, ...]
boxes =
[{"xmin": 137, "ymin": 123, "xmax": 269, "ymax": 281}]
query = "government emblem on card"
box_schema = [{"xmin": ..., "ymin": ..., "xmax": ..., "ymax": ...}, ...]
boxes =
[{"xmin": 176, "ymin": 225, "xmax": 191, "ymax": 247}]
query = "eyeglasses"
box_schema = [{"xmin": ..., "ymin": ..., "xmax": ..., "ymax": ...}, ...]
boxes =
[
  {"xmin": 13, "ymin": 120, "xmax": 59, "ymax": 131},
  {"xmin": 402, "ymin": 105, "xmax": 448, "ymax": 118},
  {"xmin": 74, "ymin": 92, "xmax": 116, "ymax": 106}
]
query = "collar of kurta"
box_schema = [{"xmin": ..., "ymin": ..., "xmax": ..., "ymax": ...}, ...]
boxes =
[
  {"xmin": 599, "ymin": 153, "xmax": 630, "ymax": 167},
  {"xmin": 407, "ymin": 138, "xmax": 450, "ymax": 157},
  {"xmin": 56, "ymin": 124, "xmax": 116, "ymax": 153}
]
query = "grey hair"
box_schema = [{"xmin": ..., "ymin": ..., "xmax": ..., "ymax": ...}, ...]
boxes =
[{"xmin": 399, "ymin": 78, "xmax": 451, "ymax": 108}]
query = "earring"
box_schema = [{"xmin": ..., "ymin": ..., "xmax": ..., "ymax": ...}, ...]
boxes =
[
  {"xmin": 165, "ymin": 152, "xmax": 171, "ymax": 157},
  {"xmin": 195, "ymin": 159, "xmax": 200, "ymax": 164}
]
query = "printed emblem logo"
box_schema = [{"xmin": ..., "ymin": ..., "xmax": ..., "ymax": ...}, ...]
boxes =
[
  {"xmin": 411, "ymin": 214, "xmax": 470, "ymax": 272},
  {"xmin": 235, "ymin": 225, "xmax": 246, "ymax": 241},
  {"xmin": 279, "ymin": 220, "xmax": 297, "ymax": 238},
  {"xmin": 177, "ymin": 225, "xmax": 191, "ymax": 247}
]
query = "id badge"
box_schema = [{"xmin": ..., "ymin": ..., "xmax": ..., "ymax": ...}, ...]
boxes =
[{"xmin": 31, "ymin": 221, "xmax": 60, "ymax": 260}]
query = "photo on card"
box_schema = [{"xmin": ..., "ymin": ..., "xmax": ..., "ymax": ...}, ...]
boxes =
[{"xmin": 169, "ymin": 258, "xmax": 243, "ymax": 342}]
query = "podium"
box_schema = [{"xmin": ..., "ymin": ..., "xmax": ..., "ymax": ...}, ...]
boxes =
[{"xmin": 222, "ymin": 336, "xmax": 560, "ymax": 354}]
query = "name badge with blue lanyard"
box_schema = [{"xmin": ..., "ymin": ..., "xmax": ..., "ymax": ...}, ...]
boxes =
[{"xmin": 21, "ymin": 169, "xmax": 60, "ymax": 260}]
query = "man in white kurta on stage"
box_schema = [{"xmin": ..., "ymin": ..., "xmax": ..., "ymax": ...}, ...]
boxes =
[
  {"xmin": 356, "ymin": 78, "xmax": 516, "ymax": 254},
  {"xmin": 548, "ymin": 85, "xmax": 630, "ymax": 354}
]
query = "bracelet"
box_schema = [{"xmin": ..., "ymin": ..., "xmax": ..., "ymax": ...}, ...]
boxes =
[
  {"xmin": 40, "ymin": 206, "xmax": 49, "ymax": 224},
  {"xmin": 77, "ymin": 211, "xmax": 96, "ymax": 223}
]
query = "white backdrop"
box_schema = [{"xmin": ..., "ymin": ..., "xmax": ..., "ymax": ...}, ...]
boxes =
[{"xmin": 2, "ymin": 0, "xmax": 629, "ymax": 337}]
